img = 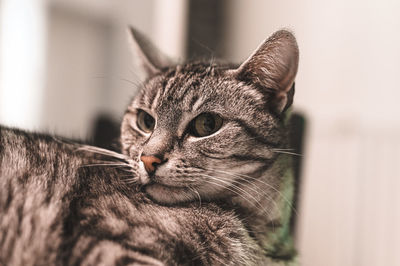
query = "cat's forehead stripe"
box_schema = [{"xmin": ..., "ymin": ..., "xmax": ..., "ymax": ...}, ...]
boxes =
[
  {"xmin": 150, "ymin": 87, "xmax": 162, "ymax": 111},
  {"xmin": 145, "ymin": 68, "xmax": 208, "ymax": 112},
  {"xmin": 161, "ymin": 71, "xmax": 181, "ymax": 100},
  {"xmin": 166, "ymin": 67, "xmax": 197, "ymax": 98},
  {"xmin": 191, "ymin": 96, "xmax": 204, "ymax": 112},
  {"xmin": 141, "ymin": 63, "xmax": 267, "ymax": 118},
  {"xmin": 140, "ymin": 76, "xmax": 163, "ymax": 107}
]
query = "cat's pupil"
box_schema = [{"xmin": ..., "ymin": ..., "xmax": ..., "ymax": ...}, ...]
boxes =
[
  {"xmin": 203, "ymin": 115, "xmax": 215, "ymax": 131},
  {"xmin": 137, "ymin": 110, "xmax": 155, "ymax": 133},
  {"xmin": 144, "ymin": 113, "xmax": 154, "ymax": 129}
]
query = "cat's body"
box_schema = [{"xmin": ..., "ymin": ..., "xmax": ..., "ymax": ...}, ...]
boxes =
[
  {"xmin": 0, "ymin": 126, "xmax": 262, "ymax": 265},
  {"xmin": 0, "ymin": 29, "xmax": 299, "ymax": 265}
]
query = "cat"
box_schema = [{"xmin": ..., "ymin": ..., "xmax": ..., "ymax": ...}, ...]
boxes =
[{"xmin": 0, "ymin": 27, "xmax": 299, "ymax": 265}]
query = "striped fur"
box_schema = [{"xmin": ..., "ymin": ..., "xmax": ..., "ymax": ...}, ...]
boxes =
[
  {"xmin": 120, "ymin": 29, "xmax": 299, "ymax": 263},
  {"xmin": 0, "ymin": 126, "xmax": 261, "ymax": 265},
  {"xmin": 1, "ymin": 29, "xmax": 299, "ymax": 265}
]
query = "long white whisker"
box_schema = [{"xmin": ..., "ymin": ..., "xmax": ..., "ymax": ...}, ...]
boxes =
[
  {"xmin": 77, "ymin": 145, "xmax": 130, "ymax": 161},
  {"xmin": 200, "ymin": 177, "xmax": 258, "ymax": 209},
  {"xmin": 216, "ymin": 174, "xmax": 281, "ymax": 217},
  {"xmin": 80, "ymin": 164, "xmax": 136, "ymax": 175},
  {"xmin": 270, "ymin": 150, "xmax": 302, "ymax": 157},
  {"xmin": 82, "ymin": 163, "xmax": 132, "ymax": 167},
  {"xmin": 209, "ymin": 168, "xmax": 298, "ymax": 217},
  {"xmin": 200, "ymin": 177, "xmax": 276, "ymax": 232},
  {"xmin": 123, "ymin": 178, "xmax": 139, "ymax": 184},
  {"xmin": 209, "ymin": 170, "xmax": 285, "ymax": 221},
  {"xmin": 199, "ymin": 174, "xmax": 275, "ymax": 230},
  {"xmin": 188, "ymin": 186, "xmax": 202, "ymax": 207}
]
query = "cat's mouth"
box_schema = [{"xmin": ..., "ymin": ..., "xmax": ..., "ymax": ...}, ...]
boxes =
[{"xmin": 138, "ymin": 161, "xmax": 196, "ymax": 204}]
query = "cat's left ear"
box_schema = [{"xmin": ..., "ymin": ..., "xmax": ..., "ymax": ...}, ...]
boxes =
[
  {"xmin": 231, "ymin": 30, "xmax": 299, "ymax": 114},
  {"xmin": 127, "ymin": 27, "xmax": 173, "ymax": 78}
]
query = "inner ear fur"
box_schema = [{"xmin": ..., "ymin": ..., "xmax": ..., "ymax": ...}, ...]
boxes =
[{"xmin": 232, "ymin": 30, "xmax": 299, "ymax": 114}]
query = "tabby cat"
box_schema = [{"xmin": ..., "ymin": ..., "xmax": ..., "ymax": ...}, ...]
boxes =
[{"xmin": 0, "ymin": 28, "xmax": 299, "ymax": 265}]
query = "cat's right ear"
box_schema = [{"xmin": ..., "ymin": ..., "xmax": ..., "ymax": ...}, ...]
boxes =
[{"xmin": 127, "ymin": 27, "xmax": 173, "ymax": 77}]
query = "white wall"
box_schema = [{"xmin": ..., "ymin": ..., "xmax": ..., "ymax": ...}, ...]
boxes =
[
  {"xmin": 225, "ymin": 1, "xmax": 400, "ymax": 265},
  {"xmin": 42, "ymin": 0, "xmax": 157, "ymax": 138},
  {"xmin": 0, "ymin": 0, "xmax": 47, "ymax": 130},
  {"xmin": 0, "ymin": 0, "xmax": 188, "ymax": 139},
  {"xmin": 106, "ymin": 0, "xmax": 187, "ymax": 122}
]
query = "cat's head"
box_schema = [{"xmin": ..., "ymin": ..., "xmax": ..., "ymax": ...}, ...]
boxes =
[{"xmin": 121, "ymin": 28, "xmax": 298, "ymax": 205}]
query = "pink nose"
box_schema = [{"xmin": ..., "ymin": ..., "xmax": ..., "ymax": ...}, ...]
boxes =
[{"xmin": 140, "ymin": 155, "xmax": 162, "ymax": 174}]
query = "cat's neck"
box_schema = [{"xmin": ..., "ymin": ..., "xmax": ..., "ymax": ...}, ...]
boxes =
[{"xmin": 229, "ymin": 155, "xmax": 296, "ymax": 259}]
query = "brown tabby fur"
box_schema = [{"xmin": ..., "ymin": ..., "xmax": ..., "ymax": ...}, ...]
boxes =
[{"xmin": 0, "ymin": 28, "xmax": 299, "ymax": 265}]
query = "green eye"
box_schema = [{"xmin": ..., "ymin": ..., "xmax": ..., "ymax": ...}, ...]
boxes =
[
  {"xmin": 137, "ymin": 110, "xmax": 155, "ymax": 133},
  {"xmin": 190, "ymin": 113, "xmax": 223, "ymax": 137}
]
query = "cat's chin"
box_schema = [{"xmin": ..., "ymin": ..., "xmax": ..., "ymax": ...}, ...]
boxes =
[{"xmin": 144, "ymin": 183, "xmax": 195, "ymax": 205}]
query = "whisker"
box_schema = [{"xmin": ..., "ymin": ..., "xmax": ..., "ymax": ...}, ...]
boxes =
[
  {"xmin": 77, "ymin": 145, "xmax": 129, "ymax": 160},
  {"xmin": 270, "ymin": 149, "xmax": 302, "ymax": 157},
  {"xmin": 236, "ymin": 172, "xmax": 298, "ymax": 217},
  {"xmin": 207, "ymin": 169, "xmax": 283, "ymax": 218},
  {"xmin": 123, "ymin": 178, "xmax": 139, "ymax": 184},
  {"xmin": 200, "ymin": 176, "xmax": 256, "ymax": 208},
  {"xmin": 188, "ymin": 186, "xmax": 202, "ymax": 207},
  {"xmin": 271, "ymin": 148, "xmax": 296, "ymax": 151},
  {"xmin": 200, "ymin": 177, "xmax": 276, "ymax": 232},
  {"xmin": 119, "ymin": 77, "xmax": 141, "ymax": 87},
  {"xmin": 118, "ymin": 175, "xmax": 136, "ymax": 178},
  {"xmin": 208, "ymin": 169, "xmax": 298, "ymax": 217},
  {"xmin": 199, "ymin": 174, "xmax": 276, "ymax": 230},
  {"xmin": 92, "ymin": 74, "xmax": 143, "ymax": 87},
  {"xmin": 81, "ymin": 163, "xmax": 132, "ymax": 167},
  {"xmin": 80, "ymin": 165, "xmax": 136, "ymax": 174},
  {"xmin": 218, "ymin": 175, "xmax": 281, "ymax": 216},
  {"xmin": 229, "ymin": 138, "xmax": 301, "ymax": 156}
]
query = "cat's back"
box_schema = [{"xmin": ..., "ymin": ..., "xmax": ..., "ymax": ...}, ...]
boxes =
[{"xmin": 0, "ymin": 126, "xmax": 90, "ymax": 265}]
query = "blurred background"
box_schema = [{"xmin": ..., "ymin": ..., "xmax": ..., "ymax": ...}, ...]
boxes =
[{"xmin": 1, "ymin": 0, "xmax": 399, "ymax": 265}]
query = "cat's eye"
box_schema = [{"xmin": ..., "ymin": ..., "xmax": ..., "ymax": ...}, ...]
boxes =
[
  {"xmin": 190, "ymin": 113, "xmax": 223, "ymax": 137},
  {"xmin": 136, "ymin": 110, "xmax": 155, "ymax": 133}
]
